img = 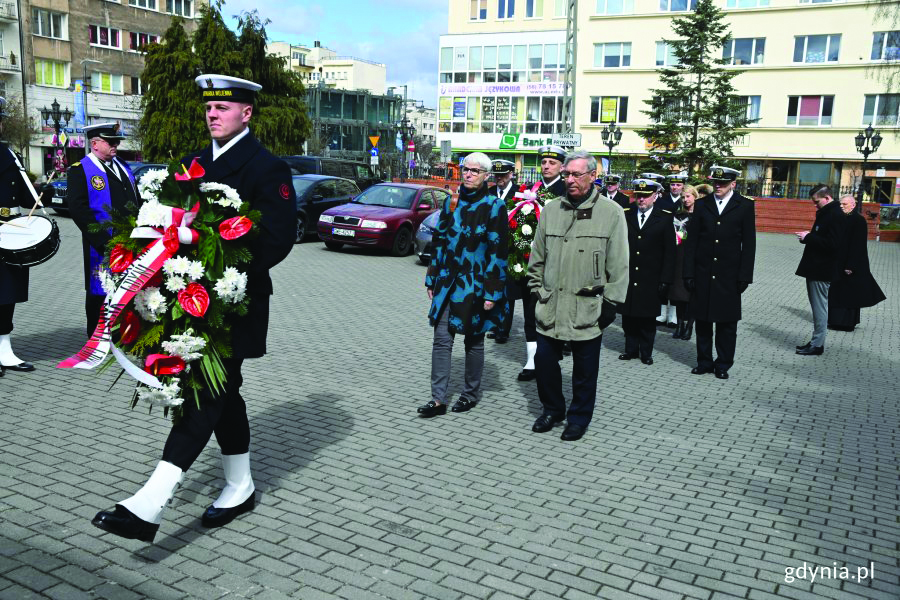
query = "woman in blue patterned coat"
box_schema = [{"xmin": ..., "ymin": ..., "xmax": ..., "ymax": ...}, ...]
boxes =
[{"xmin": 418, "ymin": 152, "xmax": 509, "ymax": 417}]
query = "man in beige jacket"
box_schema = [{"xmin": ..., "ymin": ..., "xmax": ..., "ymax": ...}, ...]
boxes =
[{"xmin": 526, "ymin": 150, "xmax": 629, "ymax": 441}]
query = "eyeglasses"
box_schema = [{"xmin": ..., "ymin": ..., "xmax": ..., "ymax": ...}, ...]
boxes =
[
  {"xmin": 461, "ymin": 167, "xmax": 486, "ymax": 175},
  {"xmin": 561, "ymin": 170, "xmax": 593, "ymax": 179}
]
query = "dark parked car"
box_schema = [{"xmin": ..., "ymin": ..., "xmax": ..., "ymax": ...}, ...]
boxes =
[
  {"xmin": 292, "ymin": 174, "xmax": 359, "ymax": 242},
  {"xmin": 281, "ymin": 155, "xmax": 381, "ymax": 191},
  {"xmin": 35, "ymin": 178, "xmax": 69, "ymax": 215},
  {"xmin": 317, "ymin": 183, "xmax": 449, "ymax": 256},
  {"xmin": 413, "ymin": 209, "xmax": 441, "ymax": 265},
  {"xmin": 130, "ymin": 162, "xmax": 167, "ymax": 183}
]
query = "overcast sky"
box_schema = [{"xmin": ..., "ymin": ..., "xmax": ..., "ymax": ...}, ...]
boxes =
[{"xmin": 221, "ymin": 0, "xmax": 447, "ymax": 108}]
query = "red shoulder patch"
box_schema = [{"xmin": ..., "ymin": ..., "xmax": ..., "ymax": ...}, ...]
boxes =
[{"xmin": 279, "ymin": 183, "xmax": 290, "ymax": 200}]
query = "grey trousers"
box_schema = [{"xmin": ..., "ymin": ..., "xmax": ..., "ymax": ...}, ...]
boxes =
[
  {"xmin": 807, "ymin": 279, "xmax": 830, "ymax": 347},
  {"xmin": 431, "ymin": 308, "xmax": 485, "ymax": 404}
]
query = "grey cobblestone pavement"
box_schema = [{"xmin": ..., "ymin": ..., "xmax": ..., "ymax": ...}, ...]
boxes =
[{"xmin": 1, "ymin": 216, "xmax": 899, "ymax": 600}]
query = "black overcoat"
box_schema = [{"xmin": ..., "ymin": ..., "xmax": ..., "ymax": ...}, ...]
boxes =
[
  {"xmin": 683, "ymin": 192, "xmax": 756, "ymax": 322},
  {"xmin": 182, "ymin": 132, "xmax": 296, "ymax": 360},
  {"xmin": 795, "ymin": 200, "xmax": 844, "ymax": 282},
  {"xmin": 620, "ymin": 206, "xmax": 676, "ymax": 317},
  {"xmin": 0, "ymin": 144, "xmax": 28, "ymax": 304},
  {"xmin": 657, "ymin": 191, "xmax": 681, "ymax": 213},
  {"xmin": 831, "ymin": 212, "xmax": 886, "ymax": 309},
  {"xmin": 668, "ymin": 211, "xmax": 693, "ymax": 303},
  {"xmin": 488, "ymin": 182, "xmax": 515, "ymax": 203},
  {"xmin": 609, "ymin": 190, "xmax": 631, "ymax": 210}
]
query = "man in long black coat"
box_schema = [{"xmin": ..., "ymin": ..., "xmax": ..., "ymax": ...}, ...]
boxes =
[
  {"xmin": 92, "ymin": 74, "xmax": 296, "ymax": 543},
  {"xmin": 618, "ymin": 179, "xmax": 675, "ymax": 365},
  {"xmin": 602, "ymin": 174, "xmax": 631, "ymax": 209},
  {"xmin": 683, "ymin": 166, "xmax": 756, "ymax": 380}
]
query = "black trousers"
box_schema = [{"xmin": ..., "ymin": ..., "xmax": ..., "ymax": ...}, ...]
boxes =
[
  {"xmin": 162, "ymin": 358, "xmax": 249, "ymax": 471},
  {"xmin": 535, "ymin": 332, "xmax": 603, "ymax": 427},
  {"xmin": 0, "ymin": 303, "xmax": 13, "ymax": 336},
  {"xmin": 85, "ymin": 293, "xmax": 105, "ymax": 337},
  {"xmin": 695, "ymin": 320, "xmax": 737, "ymax": 372},
  {"xmin": 674, "ymin": 301, "xmax": 691, "ymax": 321},
  {"xmin": 500, "ymin": 278, "xmax": 537, "ymax": 341},
  {"xmin": 622, "ymin": 315, "xmax": 656, "ymax": 360}
]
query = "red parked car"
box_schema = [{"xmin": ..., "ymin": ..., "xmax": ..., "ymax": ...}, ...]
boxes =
[{"xmin": 317, "ymin": 183, "xmax": 447, "ymax": 256}]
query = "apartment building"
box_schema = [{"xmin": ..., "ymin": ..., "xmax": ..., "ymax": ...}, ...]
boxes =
[
  {"xmin": 0, "ymin": 1, "xmax": 24, "ymax": 105},
  {"xmin": 405, "ymin": 99, "xmax": 437, "ymax": 145},
  {"xmin": 269, "ymin": 40, "xmax": 388, "ymax": 95},
  {"xmin": 22, "ymin": 0, "xmax": 206, "ymax": 172},
  {"xmin": 439, "ymin": 0, "xmax": 900, "ymax": 201}
]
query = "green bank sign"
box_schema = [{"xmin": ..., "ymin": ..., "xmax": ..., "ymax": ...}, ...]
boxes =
[{"xmin": 499, "ymin": 133, "xmax": 582, "ymax": 150}]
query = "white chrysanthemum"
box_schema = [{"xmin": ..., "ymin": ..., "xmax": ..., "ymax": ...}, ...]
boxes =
[
  {"xmin": 165, "ymin": 276, "xmax": 186, "ymax": 292},
  {"xmin": 513, "ymin": 263, "xmax": 524, "ymax": 273},
  {"xmin": 185, "ymin": 260, "xmax": 205, "ymax": 281},
  {"xmin": 162, "ymin": 329, "xmax": 207, "ymax": 363},
  {"xmin": 97, "ymin": 268, "xmax": 119, "ymax": 296},
  {"xmin": 520, "ymin": 203, "xmax": 533, "ymax": 215},
  {"xmin": 213, "ymin": 267, "xmax": 248, "ymax": 304},
  {"xmin": 200, "ymin": 182, "xmax": 243, "ymax": 210},
  {"xmin": 133, "ymin": 287, "xmax": 167, "ymax": 322},
  {"xmin": 163, "ymin": 256, "xmax": 191, "ymax": 276},
  {"xmin": 136, "ymin": 199, "xmax": 170, "ymax": 227},
  {"xmin": 521, "ymin": 224, "xmax": 533, "ymax": 236},
  {"xmin": 137, "ymin": 381, "xmax": 184, "ymax": 407}
]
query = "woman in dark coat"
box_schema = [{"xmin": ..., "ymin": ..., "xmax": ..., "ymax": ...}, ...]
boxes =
[{"xmin": 669, "ymin": 184, "xmax": 698, "ymax": 340}]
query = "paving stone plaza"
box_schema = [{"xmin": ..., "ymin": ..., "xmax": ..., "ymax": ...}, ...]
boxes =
[{"xmin": 1, "ymin": 217, "xmax": 899, "ymax": 600}]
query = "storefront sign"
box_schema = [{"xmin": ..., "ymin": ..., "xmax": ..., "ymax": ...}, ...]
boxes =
[
  {"xmin": 499, "ymin": 133, "xmax": 581, "ymax": 150},
  {"xmin": 438, "ymin": 82, "xmax": 564, "ymax": 97}
]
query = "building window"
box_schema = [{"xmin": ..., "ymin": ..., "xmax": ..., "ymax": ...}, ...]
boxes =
[
  {"xmin": 863, "ymin": 94, "xmax": 900, "ymax": 126},
  {"xmin": 32, "ymin": 9, "xmax": 66, "ymax": 40},
  {"xmin": 659, "ymin": 0, "xmax": 697, "ymax": 11},
  {"xmin": 129, "ymin": 76, "xmax": 146, "ymax": 95},
  {"xmin": 655, "ymin": 42, "xmax": 678, "ymax": 66},
  {"xmin": 35, "ymin": 59, "xmax": 68, "ymax": 88},
  {"xmin": 793, "ymin": 34, "xmax": 840, "ymax": 63},
  {"xmin": 596, "ymin": 0, "xmax": 633, "ymax": 14},
  {"xmin": 526, "ymin": 0, "xmax": 543, "ymax": 17},
  {"xmin": 166, "ymin": 0, "xmax": 192, "ymax": 17},
  {"xmin": 593, "ymin": 42, "xmax": 631, "ymax": 68},
  {"xmin": 871, "ymin": 31, "xmax": 900, "ymax": 61},
  {"xmin": 554, "ymin": 0, "xmax": 566, "ymax": 17},
  {"xmin": 787, "ymin": 95, "xmax": 833, "ymax": 126},
  {"xmin": 129, "ymin": 32, "xmax": 159, "ymax": 51},
  {"xmin": 91, "ymin": 71, "xmax": 124, "ymax": 94},
  {"xmin": 799, "ymin": 0, "xmax": 839, "ymax": 3},
  {"xmin": 590, "ymin": 96, "xmax": 628, "ymax": 123},
  {"xmin": 723, "ymin": 38, "xmax": 765, "ymax": 65},
  {"xmin": 498, "ymin": 0, "xmax": 515, "ymax": 19},
  {"xmin": 726, "ymin": 0, "xmax": 769, "ymax": 6},
  {"xmin": 732, "ymin": 95, "xmax": 761, "ymax": 123},
  {"xmin": 89, "ymin": 25, "xmax": 121, "ymax": 49},
  {"xmin": 128, "ymin": 0, "xmax": 157, "ymax": 8},
  {"xmin": 470, "ymin": 0, "xmax": 487, "ymax": 19}
]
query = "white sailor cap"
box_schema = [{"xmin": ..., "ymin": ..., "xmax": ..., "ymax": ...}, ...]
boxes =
[{"xmin": 195, "ymin": 74, "xmax": 262, "ymax": 103}]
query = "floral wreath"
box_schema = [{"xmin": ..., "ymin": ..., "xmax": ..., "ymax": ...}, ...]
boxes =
[{"xmin": 505, "ymin": 182, "xmax": 545, "ymax": 280}]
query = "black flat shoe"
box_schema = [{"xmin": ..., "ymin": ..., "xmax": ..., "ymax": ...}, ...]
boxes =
[
  {"xmin": 796, "ymin": 345, "xmax": 824, "ymax": 356},
  {"xmin": 532, "ymin": 413, "xmax": 564, "ymax": 433},
  {"xmin": 451, "ymin": 397, "xmax": 478, "ymax": 413},
  {"xmin": 561, "ymin": 423, "xmax": 587, "ymax": 441},
  {"xmin": 691, "ymin": 366, "xmax": 714, "ymax": 375},
  {"xmin": 796, "ymin": 341, "xmax": 812, "ymax": 350},
  {"xmin": 517, "ymin": 368, "xmax": 536, "ymax": 381},
  {"xmin": 641, "ymin": 357, "xmax": 653, "ymax": 365},
  {"xmin": 202, "ymin": 493, "xmax": 255, "ymax": 528},
  {"xmin": 2, "ymin": 362, "xmax": 34, "ymax": 372},
  {"xmin": 714, "ymin": 369, "xmax": 729, "ymax": 379},
  {"xmin": 618, "ymin": 353, "xmax": 637, "ymax": 361},
  {"xmin": 92, "ymin": 505, "xmax": 159, "ymax": 542},
  {"xmin": 494, "ymin": 335, "xmax": 509, "ymax": 344},
  {"xmin": 417, "ymin": 400, "xmax": 447, "ymax": 417}
]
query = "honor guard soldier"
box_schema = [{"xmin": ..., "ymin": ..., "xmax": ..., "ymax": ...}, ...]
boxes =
[
  {"xmin": 659, "ymin": 172, "xmax": 688, "ymax": 212},
  {"xmin": 536, "ymin": 145, "xmax": 568, "ymax": 198},
  {"xmin": 67, "ymin": 122, "xmax": 139, "ymax": 335},
  {"xmin": 92, "ymin": 74, "xmax": 296, "ymax": 543},
  {"xmin": 488, "ymin": 159, "xmax": 516, "ymax": 203},
  {"xmin": 683, "ymin": 165, "xmax": 756, "ymax": 380},
  {"xmin": 603, "ymin": 174, "xmax": 631, "ymax": 209},
  {"xmin": 617, "ymin": 179, "xmax": 676, "ymax": 365},
  {"xmin": 0, "ymin": 96, "xmax": 38, "ymax": 375}
]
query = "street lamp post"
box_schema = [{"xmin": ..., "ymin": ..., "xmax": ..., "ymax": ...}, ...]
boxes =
[
  {"xmin": 600, "ymin": 120, "xmax": 623, "ymax": 168},
  {"xmin": 854, "ymin": 124, "xmax": 883, "ymax": 210},
  {"xmin": 387, "ymin": 85, "xmax": 409, "ymax": 181},
  {"xmin": 40, "ymin": 99, "xmax": 73, "ymax": 175}
]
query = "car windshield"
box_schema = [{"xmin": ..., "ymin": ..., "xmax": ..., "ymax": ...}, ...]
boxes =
[
  {"xmin": 353, "ymin": 186, "xmax": 416, "ymax": 209},
  {"xmin": 292, "ymin": 179, "xmax": 316, "ymax": 195}
]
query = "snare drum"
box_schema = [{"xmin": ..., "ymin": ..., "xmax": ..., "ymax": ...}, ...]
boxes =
[{"xmin": 0, "ymin": 215, "xmax": 61, "ymax": 267}]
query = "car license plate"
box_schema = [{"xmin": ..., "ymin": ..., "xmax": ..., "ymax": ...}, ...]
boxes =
[
  {"xmin": 332, "ymin": 227, "xmax": 355, "ymax": 237},
  {"xmin": 52, "ymin": 198, "xmax": 63, "ymax": 204}
]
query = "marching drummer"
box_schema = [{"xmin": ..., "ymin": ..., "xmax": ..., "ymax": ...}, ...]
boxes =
[
  {"xmin": 67, "ymin": 123, "xmax": 140, "ymax": 335},
  {"xmin": 0, "ymin": 96, "xmax": 37, "ymax": 376}
]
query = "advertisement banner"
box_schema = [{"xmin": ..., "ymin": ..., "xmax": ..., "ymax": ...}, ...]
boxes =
[
  {"xmin": 438, "ymin": 82, "xmax": 564, "ymax": 97},
  {"xmin": 73, "ymin": 80, "xmax": 86, "ymax": 128},
  {"xmin": 453, "ymin": 99, "xmax": 467, "ymax": 118},
  {"xmin": 439, "ymin": 97, "xmax": 452, "ymax": 120}
]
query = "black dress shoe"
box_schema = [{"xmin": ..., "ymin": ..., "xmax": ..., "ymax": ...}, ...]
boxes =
[
  {"xmin": 517, "ymin": 368, "xmax": 536, "ymax": 381},
  {"xmin": 796, "ymin": 345, "xmax": 824, "ymax": 356},
  {"xmin": 92, "ymin": 505, "xmax": 159, "ymax": 542},
  {"xmin": 202, "ymin": 494, "xmax": 255, "ymax": 528},
  {"xmin": 641, "ymin": 357, "xmax": 653, "ymax": 365},
  {"xmin": 494, "ymin": 335, "xmax": 509, "ymax": 344},
  {"xmin": 714, "ymin": 369, "xmax": 729, "ymax": 379},
  {"xmin": 532, "ymin": 413, "xmax": 564, "ymax": 433},
  {"xmin": 562, "ymin": 341, "xmax": 572, "ymax": 356},
  {"xmin": 618, "ymin": 353, "xmax": 637, "ymax": 361},
  {"xmin": 561, "ymin": 423, "xmax": 587, "ymax": 441},
  {"xmin": 691, "ymin": 366, "xmax": 714, "ymax": 375},
  {"xmin": 486, "ymin": 331, "xmax": 497, "ymax": 339},
  {"xmin": 2, "ymin": 362, "xmax": 35, "ymax": 372},
  {"xmin": 417, "ymin": 400, "xmax": 447, "ymax": 417},
  {"xmin": 796, "ymin": 341, "xmax": 812, "ymax": 350},
  {"xmin": 451, "ymin": 397, "xmax": 477, "ymax": 413}
]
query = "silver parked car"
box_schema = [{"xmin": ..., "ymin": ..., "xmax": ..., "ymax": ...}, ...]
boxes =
[{"xmin": 413, "ymin": 208, "xmax": 441, "ymax": 265}]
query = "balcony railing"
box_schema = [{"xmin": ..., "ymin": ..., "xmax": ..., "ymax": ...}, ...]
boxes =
[
  {"xmin": 0, "ymin": 2, "xmax": 16, "ymax": 20},
  {"xmin": 0, "ymin": 56, "xmax": 20, "ymax": 72}
]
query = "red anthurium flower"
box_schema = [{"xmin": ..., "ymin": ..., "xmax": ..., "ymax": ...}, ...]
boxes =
[
  {"xmin": 508, "ymin": 219, "xmax": 518, "ymax": 230},
  {"xmin": 178, "ymin": 282, "xmax": 210, "ymax": 318},
  {"xmin": 173, "ymin": 158, "xmax": 205, "ymax": 181},
  {"xmin": 219, "ymin": 216, "xmax": 252, "ymax": 240},
  {"xmin": 144, "ymin": 354, "xmax": 186, "ymax": 376},
  {"xmin": 118, "ymin": 310, "xmax": 141, "ymax": 345},
  {"xmin": 109, "ymin": 244, "xmax": 134, "ymax": 273},
  {"xmin": 524, "ymin": 252, "xmax": 530, "ymax": 262},
  {"xmin": 163, "ymin": 225, "xmax": 180, "ymax": 253}
]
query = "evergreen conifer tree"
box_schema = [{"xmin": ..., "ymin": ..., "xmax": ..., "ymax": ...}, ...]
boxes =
[{"xmin": 637, "ymin": 0, "xmax": 749, "ymax": 177}]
